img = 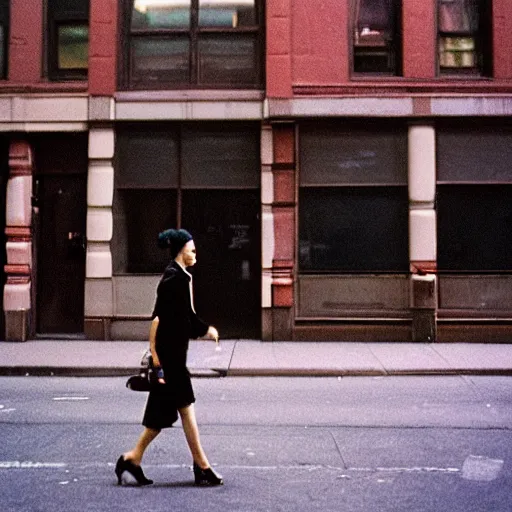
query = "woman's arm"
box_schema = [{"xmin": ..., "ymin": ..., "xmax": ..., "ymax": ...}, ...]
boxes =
[
  {"xmin": 149, "ymin": 316, "xmax": 160, "ymax": 367},
  {"xmin": 149, "ymin": 316, "xmax": 165, "ymax": 384}
]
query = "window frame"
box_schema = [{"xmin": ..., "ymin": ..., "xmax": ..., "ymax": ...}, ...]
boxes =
[
  {"xmin": 120, "ymin": 0, "xmax": 265, "ymax": 90},
  {"xmin": 0, "ymin": 1, "xmax": 9, "ymax": 79},
  {"xmin": 437, "ymin": 0, "xmax": 492, "ymax": 77},
  {"xmin": 47, "ymin": 0, "xmax": 89, "ymax": 81},
  {"xmin": 298, "ymin": 121, "xmax": 409, "ymax": 274},
  {"xmin": 114, "ymin": 122, "xmax": 261, "ymax": 274},
  {"xmin": 350, "ymin": 0, "xmax": 402, "ymax": 77},
  {"xmin": 436, "ymin": 120, "xmax": 512, "ymax": 272}
]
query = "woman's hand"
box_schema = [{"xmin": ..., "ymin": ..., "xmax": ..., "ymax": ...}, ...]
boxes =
[
  {"xmin": 155, "ymin": 366, "xmax": 165, "ymax": 385},
  {"xmin": 207, "ymin": 326, "xmax": 219, "ymax": 343}
]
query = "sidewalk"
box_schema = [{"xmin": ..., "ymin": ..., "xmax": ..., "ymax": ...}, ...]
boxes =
[{"xmin": 0, "ymin": 339, "xmax": 511, "ymax": 377}]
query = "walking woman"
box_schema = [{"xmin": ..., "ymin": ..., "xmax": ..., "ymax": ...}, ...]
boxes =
[{"xmin": 115, "ymin": 229, "xmax": 223, "ymax": 486}]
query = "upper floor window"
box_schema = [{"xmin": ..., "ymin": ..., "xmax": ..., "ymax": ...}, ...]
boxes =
[
  {"xmin": 438, "ymin": 0, "xmax": 491, "ymax": 75},
  {"xmin": 0, "ymin": 1, "xmax": 9, "ymax": 79},
  {"xmin": 123, "ymin": 0, "xmax": 264, "ymax": 89},
  {"xmin": 48, "ymin": 0, "xmax": 89, "ymax": 81},
  {"xmin": 352, "ymin": 0, "xmax": 401, "ymax": 75}
]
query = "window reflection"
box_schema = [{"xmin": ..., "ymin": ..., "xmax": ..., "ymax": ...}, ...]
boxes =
[
  {"xmin": 438, "ymin": 0, "xmax": 478, "ymax": 32},
  {"xmin": 199, "ymin": 0, "xmax": 256, "ymax": 27},
  {"xmin": 198, "ymin": 35, "xmax": 257, "ymax": 84},
  {"xmin": 58, "ymin": 25, "xmax": 89, "ymax": 70},
  {"xmin": 132, "ymin": 0, "xmax": 191, "ymax": 29},
  {"xmin": 132, "ymin": 37, "xmax": 190, "ymax": 83},
  {"xmin": 353, "ymin": 0, "xmax": 400, "ymax": 74},
  {"xmin": 438, "ymin": 0, "xmax": 481, "ymax": 71},
  {"xmin": 126, "ymin": 0, "xmax": 262, "ymax": 87},
  {"xmin": 354, "ymin": 0, "xmax": 393, "ymax": 47}
]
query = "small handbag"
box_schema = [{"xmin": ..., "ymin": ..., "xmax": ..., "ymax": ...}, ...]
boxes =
[{"xmin": 126, "ymin": 349, "xmax": 162, "ymax": 392}]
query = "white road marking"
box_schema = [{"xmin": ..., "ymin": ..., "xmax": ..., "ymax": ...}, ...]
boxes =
[
  {"xmin": 52, "ymin": 397, "xmax": 90, "ymax": 401},
  {"xmin": 0, "ymin": 461, "xmax": 67, "ymax": 469}
]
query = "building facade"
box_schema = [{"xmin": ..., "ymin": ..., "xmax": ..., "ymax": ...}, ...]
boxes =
[{"xmin": 3, "ymin": 0, "xmax": 512, "ymax": 342}]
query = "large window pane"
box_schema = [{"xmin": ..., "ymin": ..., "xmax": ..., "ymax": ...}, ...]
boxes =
[
  {"xmin": 58, "ymin": 24, "xmax": 89, "ymax": 69},
  {"xmin": 115, "ymin": 123, "xmax": 261, "ymax": 273},
  {"xmin": 437, "ymin": 125, "xmax": 512, "ymax": 183},
  {"xmin": 198, "ymin": 35, "xmax": 258, "ymax": 85},
  {"xmin": 300, "ymin": 124, "xmax": 407, "ymax": 186},
  {"xmin": 132, "ymin": 0, "xmax": 191, "ymax": 29},
  {"xmin": 117, "ymin": 128, "xmax": 179, "ymax": 188},
  {"xmin": 353, "ymin": 0, "xmax": 400, "ymax": 74},
  {"xmin": 131, "ymin": 36, "xmax": 190, "ymax": 83},
  {"xmin": 124, "ymin": 0, "xmax": 262, "ymax": 88},
  {"xmin": 181, "ymin": 126, "xmax": 259, "ymax": 188},
  {"xmin": 438, "ymin": 185, "xmax": 512, "ymax": 271},
  {"xmin": 199, "ymin": 0, "xmax": 256, "ymax": 27},
  {"xmin": 113, "ymin": 189, "xmax": 177, "ymax": 273},
  {"xmin": 299, "ymin": 188, "xmax": 409, "ymax": 272}
]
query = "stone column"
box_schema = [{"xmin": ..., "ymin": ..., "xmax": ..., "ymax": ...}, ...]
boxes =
[
  {"xmin": 84, "ymin": 127, "xmax": 114, "ymax": 339},
  {"xmin": 262, "ymin": 123, "xmax": 296, "ymax": 341},
  {"xmin": 408, "ymin": 124, "xmax": 437, "ymax": 342},
  {"xmin": 261, "ymin": 124, "xmax": 275, "ymax": 340},
  {"xmin": 4, "ymin": 141, "xmax": 33, "ymax": 341}
]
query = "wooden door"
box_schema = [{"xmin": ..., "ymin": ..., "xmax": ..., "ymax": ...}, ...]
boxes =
[{"xmin": 34, "ymin": 134, "xmax": 87, "ymax": 335}]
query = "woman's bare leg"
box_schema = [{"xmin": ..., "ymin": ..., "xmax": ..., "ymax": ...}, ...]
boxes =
[
  {"xmin": 124, "ymin": 427, "xmax": 160, "ymax": 466},
  {"xmin": 179, "ymin": 404, "xmax": 210, "ymax": 469}
]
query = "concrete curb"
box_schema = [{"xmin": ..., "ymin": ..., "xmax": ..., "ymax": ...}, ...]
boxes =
[
  {"xmin": 0, "ymin": 367, "xmax": 224, "ymax": 378},
  {"xmin": 2, "ymin": 366, "xmax": 512, "ymax": 378}
]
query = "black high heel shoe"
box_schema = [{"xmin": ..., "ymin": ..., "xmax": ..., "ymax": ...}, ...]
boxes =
[
  {"xmin": 193, "ymin": 463, "xmax": 224, "ymax": 486},
  {"xmin": 115, "ymin": 455, "xmax": 153, "ymax": 486}
]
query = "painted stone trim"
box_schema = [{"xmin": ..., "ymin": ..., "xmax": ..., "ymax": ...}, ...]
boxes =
[
  {"xmin": 408, "ymin": 124, "xmax": 438, "ymax": 341},
  {"xmin": 4, "ymin": 141, "xmax": 34, "ymax": 340},
  {"xmin": 85, "ymin": 127, "xmax": 115, "ymax": 333},
  {"xmin": 270, "ymin": 123, "xmax": 295, "ymax": 338}
]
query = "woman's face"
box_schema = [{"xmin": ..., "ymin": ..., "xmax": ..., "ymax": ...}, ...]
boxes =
[{"xmin": 180, "ymin": 240, "xmax": 197, "ymax": 267}]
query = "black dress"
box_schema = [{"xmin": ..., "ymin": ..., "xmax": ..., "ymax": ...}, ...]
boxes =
[{"xmin": 142, "ymin": 261, "xmax": 208, "ymax": 430}]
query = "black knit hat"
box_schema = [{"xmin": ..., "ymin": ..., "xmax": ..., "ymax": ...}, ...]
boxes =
[{"xmin": 157, "ymin": 229, "xmax": 193, "ymax": 258}]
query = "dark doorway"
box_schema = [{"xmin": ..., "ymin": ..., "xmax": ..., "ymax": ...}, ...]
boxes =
[
  {"xmin": 33, "ymin": 134, "xmax": 87, "ymax": 335},
  {"xmin": 183, "ymin": 190, "xmax": 261, "ymax": 338}
]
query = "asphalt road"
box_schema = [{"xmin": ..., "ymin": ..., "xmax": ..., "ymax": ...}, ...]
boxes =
[{"xmin": 0, "ymin": 376, "xmax": 511, "ymax": 512}]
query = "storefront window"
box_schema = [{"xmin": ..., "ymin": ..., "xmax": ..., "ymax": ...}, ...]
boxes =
[
  {"xmin": 437, "ymin": 123, "xmax": 512, "ymax": 271},
  {"xmin": 352, "ymin": 0, "xmax": 401, "ymax": 75},
  {"xmin": 124, "ymin": 0, "xmax": 263, "ymax": 89},
  {"xmin": 114, "ymin": 123, "xmax": 260, "ymax": 274},
  {"xmin": 299, "ymin": 122, "xmax": 409, "ymax": 272}
]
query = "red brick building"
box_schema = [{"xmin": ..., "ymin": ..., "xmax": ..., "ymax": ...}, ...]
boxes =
[{"xmin": 3, "ymin": 0, "xmax": 512, "ymax": 342}]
